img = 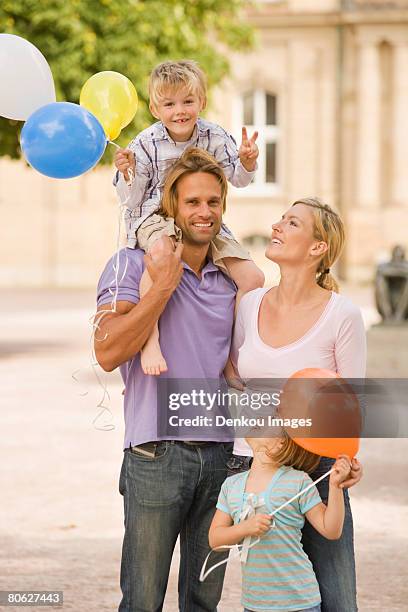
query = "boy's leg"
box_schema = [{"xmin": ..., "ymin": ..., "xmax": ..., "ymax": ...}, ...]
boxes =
[
  {"xmin": 222, "ymin": 258, "xmax": 265, "ymax": 294},
  {"xmin": 118, "ymin": 442, "xmax": 195, "ymax": 612},
  {"xmin": 210, "ymin": 234, "xmax": 264, "ymax": 293},
  {"xmin": 178, "ymin": 443, "xmax": 232, "ymax": 612},
  {"xmin": 137, "ymin": 215, "xmax": 181, "ymax": 375},
  {"xmin": 139, "ymin": 261, "xmax": 168, "ymax": 376},
  {"xmin": 301, "ymin": 457, "xmax": 357, "ymax": 612}
]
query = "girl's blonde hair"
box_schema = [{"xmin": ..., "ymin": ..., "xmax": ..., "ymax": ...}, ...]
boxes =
[
  {"xmin": 265, "ymin": 432, "xmax": 321, "ymax": 474},
  {"xmin": 157, "ymin": 147, "xmax": 227, "ymax": 218},
  {"xmin": 292, "ymin": 197, "xmax": 345, "ymax": 293},
  {"xmin": 149, "ymin": 60, "xmax": 207, "ymax": 109}
]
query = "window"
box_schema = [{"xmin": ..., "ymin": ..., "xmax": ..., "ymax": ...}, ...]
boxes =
[{"xmin": 235, "ymin": 89, "xmax": 280, "ymax": 194}]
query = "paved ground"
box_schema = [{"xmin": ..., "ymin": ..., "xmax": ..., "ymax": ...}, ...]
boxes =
[{"xmin": 1, "ymin": 288, "xmax": 407, "ymax": 611}]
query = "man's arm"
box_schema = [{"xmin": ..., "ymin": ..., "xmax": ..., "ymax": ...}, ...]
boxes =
[{"xmin": 95, "ymin": 240, "xmax": 183, "ymax": 372}]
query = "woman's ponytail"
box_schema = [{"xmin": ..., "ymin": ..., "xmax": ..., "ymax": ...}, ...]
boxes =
[{"xmin": 292, "ymin": 197, "xmax": 345, "ymax": 294}]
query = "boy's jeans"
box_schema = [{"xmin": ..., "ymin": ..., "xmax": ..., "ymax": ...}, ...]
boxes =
[
  {"xmin": 227, "ymin": 455, "xmax": 358, "ymax": 612},
  {"xmin": 118, "ymin": 441, "xmax": 232, "ymax": 612}
]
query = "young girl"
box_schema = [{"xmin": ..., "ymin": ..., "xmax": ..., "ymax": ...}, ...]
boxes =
[
  {"xmin": 114, "ymin": 60, "xmax": 264, "ymax": 375},
  {"xmin": 209, "ymin": 433, "xmax": 352, "ymax": 612}
]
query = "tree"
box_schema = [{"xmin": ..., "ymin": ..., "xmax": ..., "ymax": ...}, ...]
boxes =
[{"xmin": 0, "ymin": 0, "xmax": 254, "ymax": 162}]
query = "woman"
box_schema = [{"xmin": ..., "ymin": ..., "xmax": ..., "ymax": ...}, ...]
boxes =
[{"xmin": 226, "ymin": 197, "xmax": 366, "ymax": 612}]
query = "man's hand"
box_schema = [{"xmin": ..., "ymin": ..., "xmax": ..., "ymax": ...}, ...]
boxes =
[
  {"xmin": 114, "ymin": 148, "xmax": 136, "ymax": 182},
  {"xmin": 144, "ymin": 236, "xmax": 184, "ymax": 297},
  {"xmin": 239, "ymin": 127, "xmax": 259, "ymax": 172},
  {"xmin": 339, "ymin": 457, "xmax": 363, "ymax": 489},
  {"xmin": 243, "ymin": 514, "xmax": 273, "ymax": 537}
]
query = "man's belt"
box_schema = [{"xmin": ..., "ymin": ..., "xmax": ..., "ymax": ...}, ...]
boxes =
[{"xmin": 128, "ymin": 440, "xmax": 218, "ymax": 458}]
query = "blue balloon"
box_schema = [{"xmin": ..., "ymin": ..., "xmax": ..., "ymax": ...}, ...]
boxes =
[{"xmin": 20, "ymin": 102, "xmax": 107, "ymax": 179}]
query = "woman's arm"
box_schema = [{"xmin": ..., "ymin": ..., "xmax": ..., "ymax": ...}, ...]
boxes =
[
  {"xmin": 305, "ymin": 456, "xmax": 351, "ymax": 540},
  {"xmin": 334, "ymin": 302, "xmax": 367, "ymax": 488},
  {"xmin": 209, "ymin": 509, "xmax": 272, "ymax": 549},
  {"xmin": 335, "ymin": 301, "xmax": 367, "ymax": 379},
  {"xmin": 224, "ymin": 291, "xmax": 247, "ymax": 390}
]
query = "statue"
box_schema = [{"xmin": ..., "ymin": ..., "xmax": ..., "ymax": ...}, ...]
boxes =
[{"xmin": 375, "ymin": 245, "xmax": 408, "ymax": 324}]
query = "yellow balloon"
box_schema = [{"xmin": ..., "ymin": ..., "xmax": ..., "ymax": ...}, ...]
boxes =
[
  {"xmin": 97, "ymin": 111, "xmax": 122, "ymax": 141},
  {"xmin": 80, "ymin": 71, "xmax": 138, "ymax": 140}
]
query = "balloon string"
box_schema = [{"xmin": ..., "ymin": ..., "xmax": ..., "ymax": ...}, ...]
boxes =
[
  {"xmin": 199, "ymin": 467, "xmax": 334, "ymax": 583},
  {"xmin": 72, "ymin": 166, "xmax": 131, "ymax": 431},
  {"xmin": 272, "ymin": 467, "xmax": 334, "ymax": 515},
  {"xmin": 107, "ymin": 140, "xmax": 134, "ymax": 186}
]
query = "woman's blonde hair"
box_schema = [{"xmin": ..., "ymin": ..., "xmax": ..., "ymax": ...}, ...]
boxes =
[
  {"xmin": 265, "ymin": 432, "xmax": 321, "ymax": 474},
  {"xmin": 149, "ymin": 60, "xmax": 207, "ymax": 109},
  {"xmin": 292, "ymin": 197, "xmax": 345, "ymax": 293},
  {"xmin": 157, "ymin": 147, "xmax": 228, "ymax": 218}
]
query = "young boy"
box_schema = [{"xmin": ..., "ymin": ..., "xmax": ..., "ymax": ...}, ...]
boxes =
[{"xmin": 114, "ymin": 60, "xmax": 264, "ymax": 375}]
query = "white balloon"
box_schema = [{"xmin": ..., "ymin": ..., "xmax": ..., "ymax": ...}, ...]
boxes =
[{"xmin": 0, "ymin": 33, "xmax": 56, "ymax": 121}]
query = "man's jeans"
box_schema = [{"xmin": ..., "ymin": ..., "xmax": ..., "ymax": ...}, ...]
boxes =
[
  {"xmin": 227, "ymin": 455, "xmax": 358, "ymax": 612},
  {"xmin": 118, "ymin": 441, "xmax": 232, "ymax": 612}
]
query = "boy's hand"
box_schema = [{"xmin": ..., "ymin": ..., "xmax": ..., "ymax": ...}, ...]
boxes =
[
  {"xmin": 239, "ymin": 127, "xmax": 259, "ymax": 172},
  {"xmin": 329, "ymin": 455, "xmax": 352, "ymax": 489},
  {"xmin": 114, "ymin": 148, "xmax": 136, "ymax": 182},
  {"xmin": 243, "ymin": 513, "xmax": 272, "ymax": 537}
]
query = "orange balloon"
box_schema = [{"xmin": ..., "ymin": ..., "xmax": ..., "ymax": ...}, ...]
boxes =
[{"xmin": 279, "ymin": 368, "xmax": 361, "ymax": 459}]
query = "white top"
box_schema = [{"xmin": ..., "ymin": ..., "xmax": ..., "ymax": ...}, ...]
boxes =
[{"xmin": 231, "ymin": 288, "xmax": 367, "ymax": 456}]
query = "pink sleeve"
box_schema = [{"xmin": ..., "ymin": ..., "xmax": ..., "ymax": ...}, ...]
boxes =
[{"xmin": 335, "ymin": 304, "xmax": 367, "ymax": 378}]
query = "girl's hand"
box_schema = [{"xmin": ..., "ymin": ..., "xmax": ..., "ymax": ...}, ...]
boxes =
[
  {"xmin": 339, "ymin": 457, "xmax": 363, "ymax": 489},
  {"xmin": 114, "ymin": 148, "xmax": 136, "ymax": 182},
  {"xmin": 243, "ymin": 513, "xmax": 272, "ymax": 537},
  {"xmin": 239, "ymin": 127, "xmax": 259, "ymax": 172},
  {"xmin": 329, "ymin": 455, "xmax": 352, "ymax": 489}
]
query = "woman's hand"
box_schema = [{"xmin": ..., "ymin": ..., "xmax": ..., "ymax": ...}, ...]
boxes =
[
  {"xmin": 224, "ymin": 358, "xmax": 245, "ymax": 391},
  {"xmin": 339, "ymin": 457, "xmax": 363, "ymax": 489}
]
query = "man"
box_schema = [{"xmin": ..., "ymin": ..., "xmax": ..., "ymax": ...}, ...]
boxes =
[{"xmin": 95, "ymin": 148, "xmax": 236, "ymax": 612}]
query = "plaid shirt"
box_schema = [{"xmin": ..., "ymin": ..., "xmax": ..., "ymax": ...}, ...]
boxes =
[{"xmin": 114, "ymin": 118, "xmax": 256, "ymax": 238}]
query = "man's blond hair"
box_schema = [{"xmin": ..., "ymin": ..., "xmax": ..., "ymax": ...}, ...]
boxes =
[{"xmin": 149, "ymin": 60, "xmax": 207, "ymax": 110}]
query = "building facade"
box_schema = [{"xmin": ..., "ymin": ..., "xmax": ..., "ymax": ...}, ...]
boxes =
[
  {"xmin": 214, "ymin": 0, "xmax": 408, "ymax": 283},
  {"xmin": 0, "ymin": 0, "xmax": 407, "ymax": 286}
]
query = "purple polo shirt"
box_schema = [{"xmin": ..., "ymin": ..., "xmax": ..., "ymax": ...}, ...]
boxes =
[{"xmin": 97, "ymin": 248, "xmax": 236, "ymax": 448}]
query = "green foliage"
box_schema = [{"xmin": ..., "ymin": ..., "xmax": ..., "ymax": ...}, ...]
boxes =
[{"xmin": 0, "ymin": 0, "xmax": 254, "ymax": 162}]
